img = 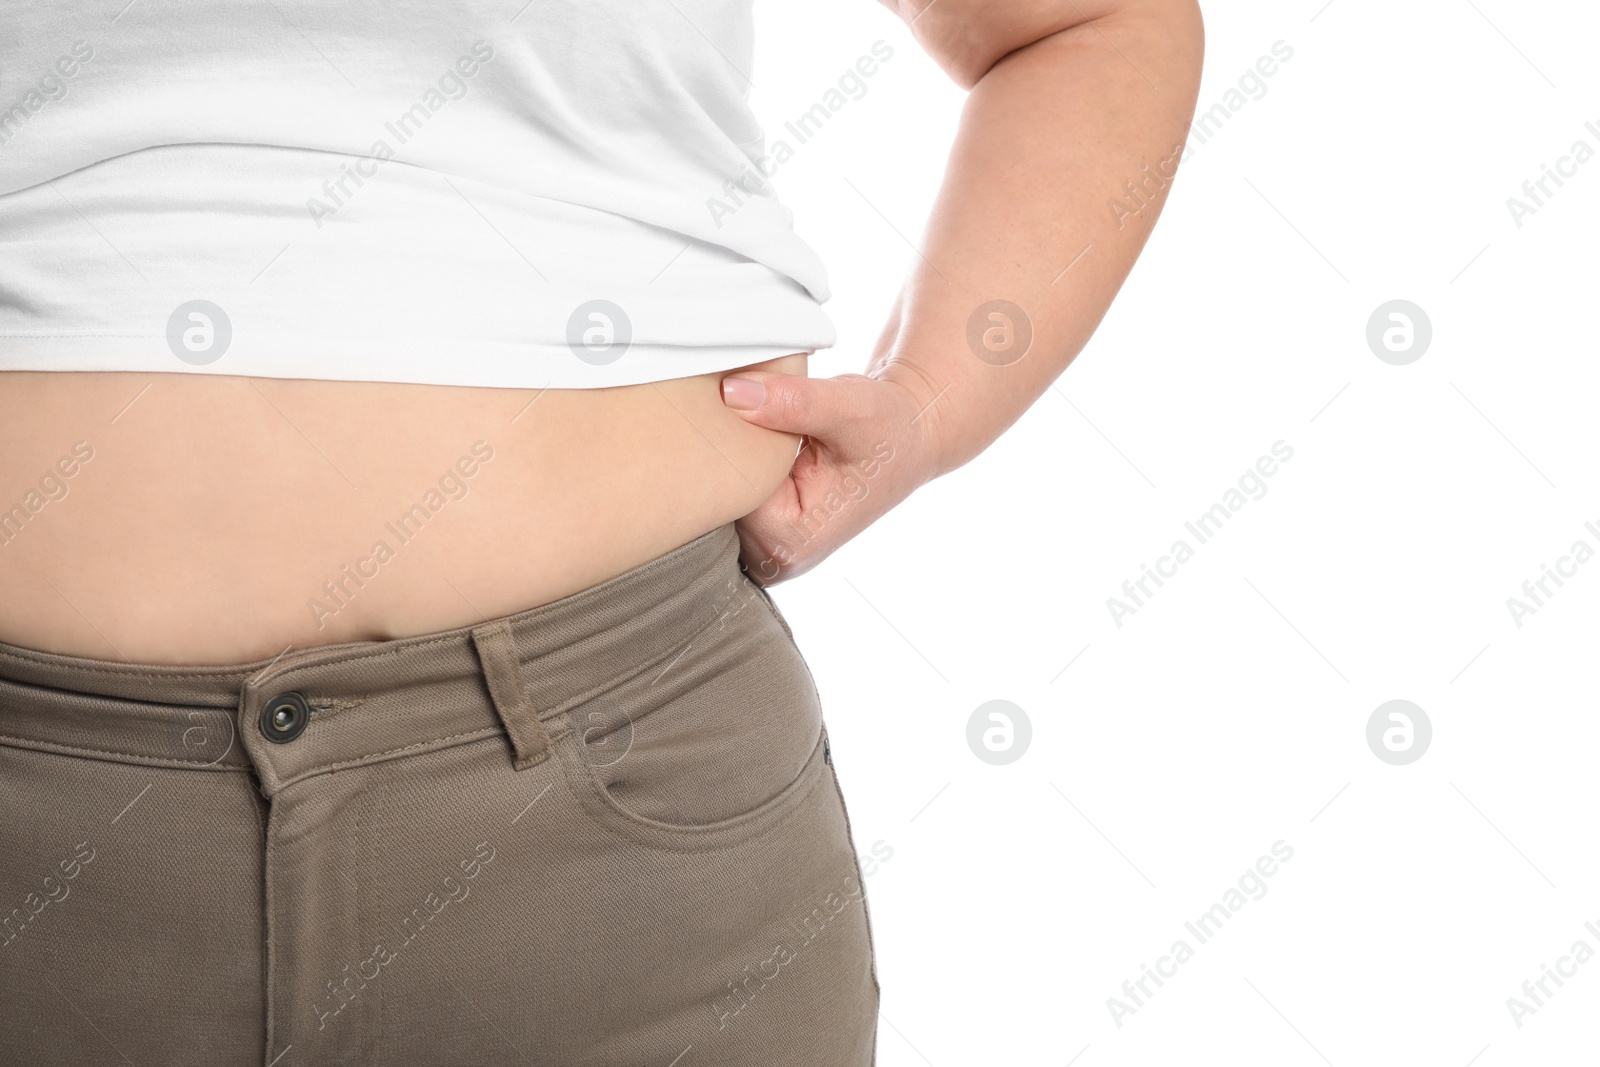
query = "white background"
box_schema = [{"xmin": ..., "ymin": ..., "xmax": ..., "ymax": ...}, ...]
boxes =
[{"xmin": 751, "ymin": 1, "xmax": 1600, "ymax": 1064}]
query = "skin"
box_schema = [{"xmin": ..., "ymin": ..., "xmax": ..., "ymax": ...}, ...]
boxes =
[
  {"xmin": 0, "ymin": 0, "xmax": 1203, "ymax": 665},
  {"xmin": 0, "ymin": 360, "xmax": 805, "ymax": 664}
]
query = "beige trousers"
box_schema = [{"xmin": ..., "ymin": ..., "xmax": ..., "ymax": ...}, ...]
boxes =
[{"xmin": 0, "ymin": 522, "xmax": 879, "ymax": 1065}]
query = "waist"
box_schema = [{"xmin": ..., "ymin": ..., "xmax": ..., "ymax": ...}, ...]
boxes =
[
  {"xmin": 0, "ymin": 515, "xmax": 765, "ymax": 793},
  {"xmin": 0, "ymin": 360, "xmax": 802, "ymax": 664}
]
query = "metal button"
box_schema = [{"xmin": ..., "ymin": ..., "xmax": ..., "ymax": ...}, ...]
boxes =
[{"xmin": 260, "ymin": 691, "xmax": 311, "ymax": 743}]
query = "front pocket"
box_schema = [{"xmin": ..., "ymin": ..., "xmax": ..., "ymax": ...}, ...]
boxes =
[
  {"xmin": 551, "ymin": 565, "xmax": 829, "ymax": 850},
  {"xmin": 556, "ymin": 721, "xmax": 833, "ymax": 853}
]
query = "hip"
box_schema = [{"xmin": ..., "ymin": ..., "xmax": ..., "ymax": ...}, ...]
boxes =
[{"xmin": 0, "ymin": 517, "xmax": 879, "ymax": 1066}]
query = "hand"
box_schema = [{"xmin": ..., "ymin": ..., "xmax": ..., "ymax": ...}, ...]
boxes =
[{"xmin": 718, "ymin": 368, "xmax": 941, "ymax": 585}]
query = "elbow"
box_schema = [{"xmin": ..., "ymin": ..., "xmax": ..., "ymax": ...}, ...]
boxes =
[{"xmin": 933, "ymin": 0, "xmax": 1206, "ymax": 94}]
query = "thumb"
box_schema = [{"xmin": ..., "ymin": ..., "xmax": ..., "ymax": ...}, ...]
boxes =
[{"xmin": 719, "ymin": 370, "xmax": 868, "ymax": 438}]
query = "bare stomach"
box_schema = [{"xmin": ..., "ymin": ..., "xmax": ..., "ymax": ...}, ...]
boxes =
[{"xmin": 0, "ymin": 355, "xmax": 804, "ymax": 665}]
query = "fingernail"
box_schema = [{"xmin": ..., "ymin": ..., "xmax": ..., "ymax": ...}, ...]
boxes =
[{"xmin": 721, "ymin": 376, "xmax": 765, "ymax": 410}]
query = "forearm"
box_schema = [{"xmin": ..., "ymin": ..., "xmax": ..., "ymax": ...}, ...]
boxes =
[{"xmin": 869, "ymin": 1, "xmax": 1205, "ymax": 479}]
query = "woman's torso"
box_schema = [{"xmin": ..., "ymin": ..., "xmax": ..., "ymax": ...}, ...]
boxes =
[
  {"xmin": 0, "ymin": 1, "xmax": 829, "ymax": 664},
  {"xmin": 0, "ymin": 361, "xmax": 802, "ymax": 664}
]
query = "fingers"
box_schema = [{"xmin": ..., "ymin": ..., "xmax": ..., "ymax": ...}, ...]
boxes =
[
  {"xmin": 723, "ymin": 369, "xmax": 933, "ymax": 586},
  {"xmin": 719, "ymin": 371, "xmax": 869, "ymax": 439},
  {"xmin": 735, "ymin": 516, "xmax": 788, "ymax": 585},
  {"xmin": 737, "ymin": 500, "xmax": 824, "ymax": 586}
]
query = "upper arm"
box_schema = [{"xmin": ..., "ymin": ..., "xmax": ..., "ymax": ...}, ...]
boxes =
[{"xmin": 878, "ymin": 0, "xmax": 1203, "ymax": 90}]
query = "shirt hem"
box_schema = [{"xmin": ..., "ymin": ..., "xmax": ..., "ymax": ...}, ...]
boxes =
[{"xmin": 0, "ymin": 341, "xmax": 823, "ymax": 390}]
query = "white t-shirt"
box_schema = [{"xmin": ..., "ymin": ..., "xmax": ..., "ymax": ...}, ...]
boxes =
[{"xmin": 0, "ymin": 1, "xmax": 835, "ymax": 387}]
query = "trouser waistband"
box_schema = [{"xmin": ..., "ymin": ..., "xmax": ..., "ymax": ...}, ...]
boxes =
[{"xmin": 0, "ymin": 522, "xmax": 755, "ymax": 796}]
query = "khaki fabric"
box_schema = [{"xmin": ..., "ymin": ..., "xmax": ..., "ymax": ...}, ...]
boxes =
[{"xmin": 0, "ymin": 522, "xmax": 879, "ymax": 1066}]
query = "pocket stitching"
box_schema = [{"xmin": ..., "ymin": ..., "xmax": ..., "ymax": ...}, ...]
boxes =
[
  {"xmin": 554, "ymin": 723, "xmax": 831, "ymax": 854},
  {"xmin": 540, "ymin": 566, "xmax": 776, "ymax": 751}
]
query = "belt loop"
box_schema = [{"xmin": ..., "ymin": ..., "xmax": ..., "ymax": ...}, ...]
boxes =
[{"xmin": 470, "ymin": 621, "xmax": 552, "ymax": 770}]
